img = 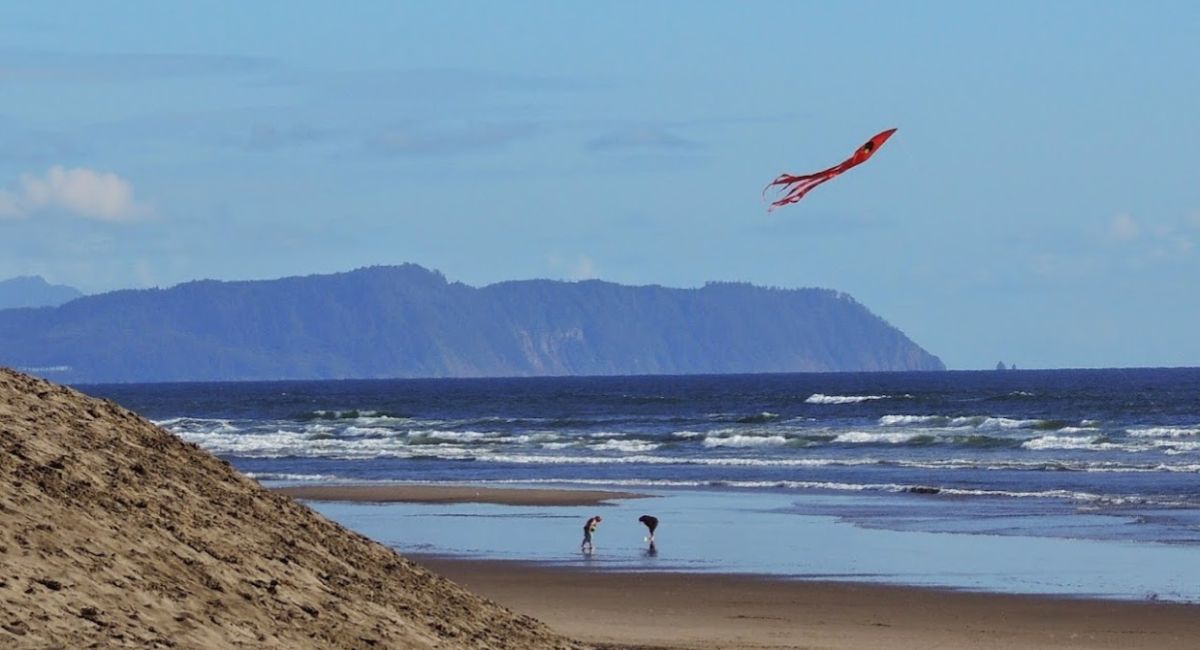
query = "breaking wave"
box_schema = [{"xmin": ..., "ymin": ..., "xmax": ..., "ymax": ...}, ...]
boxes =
[
  {"xmin": 702, "ymin": 434, "xmax": 789, "ymax": 448},
  {"xmin": 805, "ymin": 393, "xmax": 891, "ymax": 404}
]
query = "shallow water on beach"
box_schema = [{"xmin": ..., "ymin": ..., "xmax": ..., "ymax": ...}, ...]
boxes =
[
  {"xmin": 305, "ymin": 488, "xmax": 1200, "ymax": 603},
  {"xmin": 84, "ymin": 368, "xmax": 1200, "ymax": 601}
]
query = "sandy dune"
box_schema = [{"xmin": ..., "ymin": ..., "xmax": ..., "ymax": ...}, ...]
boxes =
[{"xmin": 0, "ymin": 368, "xmax": 582, "ymax": 650}]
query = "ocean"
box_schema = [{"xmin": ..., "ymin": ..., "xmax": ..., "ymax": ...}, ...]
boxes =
[{"xmin": 85, "ymin": 368, "xmax": 1200, "ymax": 601}]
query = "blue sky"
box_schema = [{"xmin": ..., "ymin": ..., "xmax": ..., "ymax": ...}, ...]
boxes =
[{"xmin": 2, "ymin": 2, "xmax": 1198, "ymax": 370}]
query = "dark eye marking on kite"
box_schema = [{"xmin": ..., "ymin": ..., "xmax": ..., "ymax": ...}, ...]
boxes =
[{"xmin": 762, "ymin": 128, "xmax": 897, "ymax": 212}]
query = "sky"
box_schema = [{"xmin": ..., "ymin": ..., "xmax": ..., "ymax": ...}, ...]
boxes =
[{"xmin": 2, "ymin": 2, "xmax": 1198, "ymax": 370}]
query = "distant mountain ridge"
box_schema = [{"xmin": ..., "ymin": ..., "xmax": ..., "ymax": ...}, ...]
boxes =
[
  {"xmin": 0, "ymin": 265, "xmax": 944, "ymax": 383},
  {"xmin": 0, "ymin": 275, "xmax": 83, "ymax": 309}
]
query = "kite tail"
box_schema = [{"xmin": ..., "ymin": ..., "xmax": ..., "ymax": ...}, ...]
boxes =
[
  {"xmin": 762, "ymin": 163, "xmax": 843, "ymax": 201},
  {"xmin": 762, "ymin": 173, "xmax": 802, "ymax": 199},
  {"xmin": 765, "ymin": 170, "xmax": 843, "ymax": 212}
]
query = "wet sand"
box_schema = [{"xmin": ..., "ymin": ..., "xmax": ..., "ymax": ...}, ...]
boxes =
[
  {"xmin": 418, "ymin": 556, "xmax": 1200, "ymax": 650},
  {"xmin": 279, "ymin": 483, "xmax": 1200, "ymax": 648},
  {"xmin": 274, "ymin": 484, "xmax": 647, "ymax": 506}
]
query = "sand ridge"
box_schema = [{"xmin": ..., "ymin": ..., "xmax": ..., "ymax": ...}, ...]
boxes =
[{"xmin": 0, "ymin": 368, "xmax": 584, "ymax": 649}]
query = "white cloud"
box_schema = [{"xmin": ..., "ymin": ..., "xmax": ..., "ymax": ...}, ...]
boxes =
[
  {"xmin": 0, "ymin": 190, "xmax": 22, "ymax": 218},
  {"xmin": 1109, "ymin": 213, "xmax": 1140, "ymax": 241},
  {"xmin": 1098, "ymin": 212, "xmax": 1196, "ymax": 266},
  {"xmin": 0, "ymin": 166, "xmax": 151, "ymax": 222},
  {"xmin": 547, "ymin": 253, "xmax": 600, "ymax": 280},
  {"xmin": 569, "ymin": 255, "xmax": 598, "ymax": 280}
]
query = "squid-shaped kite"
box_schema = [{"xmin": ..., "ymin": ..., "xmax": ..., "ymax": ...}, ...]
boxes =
[{"xmin": 763, "ymin": 128, "xmax": 897, "ymax": 212}]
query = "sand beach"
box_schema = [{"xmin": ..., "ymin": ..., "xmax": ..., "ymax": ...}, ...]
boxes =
[
  {"xmin": 6, "ymin": 366, "xmax": 1200, "ymax": 649},
  {"xmin": 285, "ymin": 483, "xmax": 1200, "ymax": 650},
  {"xmin": 422, "ymin": 556, "xmax": 1200, "ymax": 650}
]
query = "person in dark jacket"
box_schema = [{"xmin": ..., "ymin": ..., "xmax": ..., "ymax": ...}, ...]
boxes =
[
  {"xmin": 581, "ymin": 515, "xmax": 602, "ymax": 552},
  {"xmin": 638, "ymin": 514, "xmax": 658, "ymax": 546}
]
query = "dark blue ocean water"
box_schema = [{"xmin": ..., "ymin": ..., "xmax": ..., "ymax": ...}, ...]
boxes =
[{"xmin": 84, "ymin": 368, "xmax": 1200, "ymax": 548}]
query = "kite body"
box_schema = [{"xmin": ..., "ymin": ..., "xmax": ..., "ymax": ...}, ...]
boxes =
[{"xmin": 764, "ymin": 128, "xmax": 896, "ymax": 212}]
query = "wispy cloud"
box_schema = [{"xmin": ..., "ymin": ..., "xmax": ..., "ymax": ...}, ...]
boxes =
[
  {"xmin": 1108, "ymin": 213, "xmax": 1140, "ymax": 241},
  {"xmin": 364, "ymin": 122, "xmax": 539, "ymax": 156},
  {"xmin": 570, "ymin": 255, "xmax": 598, "ymax": 280},
  {"xmin": 243, "ymin": 123, "xmax": 331, "ymax": 151},
  {"xmin": 0, "ymin": 49, "xmax": 272, "ymax": 84},
  {"xmin": 586, "ymin": 126, "xmax": 702, "ymax": 152},
  {"xmin": 310, "ymin": 67, "xmax": 586, "ymax": 103},
  {"xmin": 0, "ymin": 128, "xmax": 81, "ymax": 163},
  {"xmin": 548, "ymin": 253, "xmax": 600, "ymax": 280},
  {"xmin": 0, "ymin": 166, "xmax": 152, "ymax": 222},
  {"xmin": 1101, "ymin": 212, "xmax": 1195, "ymax": 264}
]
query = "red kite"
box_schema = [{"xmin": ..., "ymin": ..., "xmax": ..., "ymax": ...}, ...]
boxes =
[{"xmin": 764, "ymin": 128, "xmax": 897, "ymax": 212}]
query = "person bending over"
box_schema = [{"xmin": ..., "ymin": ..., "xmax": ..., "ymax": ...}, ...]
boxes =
[
  {"xmin": 581, "ymin": 515, "xmax": 602, "ymax": 552},
  {"xmin": 638, "ymin": 514, "xmax": 658, "ymax": 545}
]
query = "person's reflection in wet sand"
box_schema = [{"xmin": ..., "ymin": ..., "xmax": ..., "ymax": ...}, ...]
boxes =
[{"xmin": 644, "ymin": 541, "xmax": 658, "ymax": 557}]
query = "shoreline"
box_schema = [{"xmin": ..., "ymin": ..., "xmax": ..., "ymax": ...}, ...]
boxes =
[
  {"xmin": 273, "ymin": 484, "xmax": 649, "ymax": 506},
  {"xmin": 415, "ymin": 555, "xmax": 1200, "ymax": 650},
  {"xmin": 292, "ymin": 483, "xmax": 1200, "ymax": 604}
]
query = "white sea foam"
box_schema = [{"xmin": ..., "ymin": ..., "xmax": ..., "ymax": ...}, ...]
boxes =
[
  {"xmin": 159, "ymin": 411, "xmax": 1200, "ymax": 473},
  {"xmin": 590, "ymin": 439, "xmax": 661, "ymax": 453},
  {"xmin": 243, "ymin": 472, "xmax": 343, "ymax": 482},
  {"xmin": 1127, "ymin": 426, "xmax": 1200, "ymax": 438},
  {"xmin": 702, "ymin": 435, "xmax": 788, "ymax": 448},
  {"xmin": 163, "ymin": 422, "xmax": 1200, "ymax": 473},
  {"xmin": 586, "ymin": 431, "xmax": 643, "ymax": 439},
  {"xmin": 805, "ymin": 393, "xmax": 889, "ymax": 405},
  {"xmin": 833, "ymin": 431, "xmax": 923, "ymax": 444},
  {"xmin": 873, "ymin": 414, "xmax": 1045, "ymax": 431},
  {"xmin": 156, "ymin": 417, "xmax": 239, "ymax": 433},
  {"xmin": 511, "ymin": 432, "xmax": 562, "ymax": 444},
  {"xmin": 935, "ymin": 486, "xmax": 1103, "ymax": 501},
  {"xmin": 1058, "ymin": 426, "xmax": 1100, "ymax": 434},
  {"xmin": 478, "ymin": 453, "xmax": 879, "ymax": 467},
  {"xmin": 468, "ymin": 477, "xmax": 1119, "ymax": 504},
  {"xmin": 343, "ymin": 426, "xmax": 398, "ymax": 438},
  {"xmin": 406, "ymin": 430, "xmax": 492, "ymax": 442},
  {"xmin": 172, "ymin": 426, "xmax": 482, "ymax": 460},
  {"xmin": 947, "ymin": 416, "xmax": 985, "ymax": 427},
  {"xmin": 1150, "ymin": 439, "xmax": 1200, "ymax": 452},
  {"xmin": 878, "ymin": 415, "xmax": 945, "ymax": 426},
  {"xmin": 1022, "ymin": 435, "xmax": 1103, "ymax": 450},
  {"xmin": 977, "ymin": 417, "xmax": 1044, "ymax": 430}
]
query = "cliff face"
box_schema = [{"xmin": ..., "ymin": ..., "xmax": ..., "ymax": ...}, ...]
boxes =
[
  {"xmin": 0, "ymin": 367, "xmax": 581, "ymax": 649},
  {"xmin": 0, "ymin": 265, "xmax": 944, "ymax": 383}
]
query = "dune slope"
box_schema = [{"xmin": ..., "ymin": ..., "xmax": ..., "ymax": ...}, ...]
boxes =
[{"xmin": 0, "ymin": 368, "xmax": 583, "ymax": 650}]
